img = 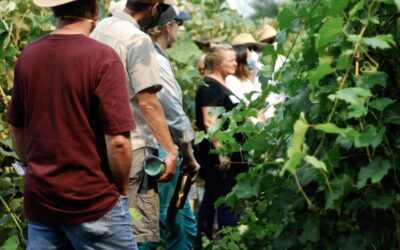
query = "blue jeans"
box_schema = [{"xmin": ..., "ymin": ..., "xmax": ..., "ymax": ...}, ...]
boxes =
[{"xmin": 27, "ymin": 196, "xmax": 138, "ymax": 250}]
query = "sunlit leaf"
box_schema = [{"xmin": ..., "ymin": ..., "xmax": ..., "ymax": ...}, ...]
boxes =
[
  {"xmin": 129, "ymin": 208, "xmax": 142, "ymax": 221},
  {"xmin": 287, "ymin": 113, "xmax": 309, "ymax": 157},
  {"xmin": 0, "ymin": 233, "xmax": 19, "ymax": 250},
  {"xmin": 194, "ymin": 131, "xmax": 207, "ymax": 145},
  {"xmin": 348, "ymin": 35, "xmax": 396, "ymax": 49},
  {"xmin": 317, "ymin": 18, "xmax": 343, "ymax": 52},
  {"xmin": 349, "ymin": 0, "xmax": 365, "ymax": 15},
  {"xmin": 396, "ymin": 0, "xmax": 400, "ymax": 11},
  {"xmin": 315, "ymin": 123, "xmax": 345, "ymax": 135},
  {"xmin": 281, "ymin": 151, "xmax": 306, "ymax": 175},
  {"xmin": 329, "ymin": 0, "xmax": 349, "ymax": 15},
  {"xmin": 329, "ymin": 88, "xmax": 372, "ymax": 118},
  {"xmin": 304, "ymin": 155, "xmax": 327, "ymax": 172}
]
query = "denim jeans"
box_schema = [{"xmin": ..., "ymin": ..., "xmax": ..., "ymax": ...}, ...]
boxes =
[{"xmin": 27, "ymin": 196, "xmax": 138, "ymax": 250}]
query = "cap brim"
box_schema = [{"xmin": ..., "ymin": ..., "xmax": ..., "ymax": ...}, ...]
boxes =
[
  {"xmin": 33, "ymin": 0, "xmax": 76, "ymax": 7},
  {"xmin": 176, "ymin": 11, "xmax": 190, "ymax": 21},
  {"xmin": 154, "ymin": 6, "xmax": 190, "ymax": 26}
]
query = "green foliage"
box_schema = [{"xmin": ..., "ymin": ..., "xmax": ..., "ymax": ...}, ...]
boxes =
[
  {"xmin": 2, "ymin": 0, "xmax": 400, "ymax": 249},
  {"xmin": 0, "ymin": 1, "xmax": 54, "ymax": 248},
  {"xmin": 251, "ymin": 0, "xmax": 281, "ymax": 19},
  {"xmin": 196, "ymin": 0, "xmax": 400, "ymax": 249},
  {"xmin": 169, "ymin": 0, "xmax": 257, "ymax": 121}
]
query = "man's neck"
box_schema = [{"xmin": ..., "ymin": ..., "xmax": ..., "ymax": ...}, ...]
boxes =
[
  {"xmin": 155, "ymin": 38, "xmax": 168, "ymax": 51},
  {"xmin": 52, "ymin": 19, "xmax": 91, "ymax": 36},
  {"xmin": 123, "ymin": 7, "xmax": 146, "ymax": 27}
]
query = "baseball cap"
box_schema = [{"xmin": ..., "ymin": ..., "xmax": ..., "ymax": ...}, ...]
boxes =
[
  {"xmin": 33, "ymin": 0, "xmax": 76, "ymax": 7},
  {"xmin": 155, "ymin": 5, "xmax": 190, "ymax": 26}
]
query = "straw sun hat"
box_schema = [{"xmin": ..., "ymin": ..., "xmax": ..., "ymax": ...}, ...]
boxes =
[
  {"xmin": 33, "ymin": 0, "xmax": 76, "ymax": 7},
  {"xmin": 33, "ymin": 0, "xmax": 176, "ymax": 7},
  {"xmin": 232, "ymin": 33, "xmax": 264, "ymax": 46},
  {"xmin": 256, "ymin": 24, "xmax": 277, "ymax": 43}
]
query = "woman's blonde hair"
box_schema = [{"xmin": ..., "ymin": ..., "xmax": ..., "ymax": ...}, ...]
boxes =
[
  {"xmin": 147, "ymin": 25, "xmax": 164, "ymax": 40},
  {"xmin": 198, "ymin": 44, "xmax": 234, "ymax": 75}
]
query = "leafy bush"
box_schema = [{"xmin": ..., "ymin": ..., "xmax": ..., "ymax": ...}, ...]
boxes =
[
  {"xmin": 0, "ymin": 1, "xmax": 111, "ymax": 248},
  {"xmin": 2, "ymin": 0, "xmax": 399, "ymax": 249},
  {"xmin": 0, "ymin": 1, "xmax": 53, "ymax": 248},
  {"xmin": 198, "ymin": 0, "xmax": 400, "ymax": 249}
]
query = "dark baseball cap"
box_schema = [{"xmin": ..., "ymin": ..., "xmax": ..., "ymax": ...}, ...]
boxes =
[{"xmin": 156, "ymin": 5, "xmax": 190, "ymax": 26}]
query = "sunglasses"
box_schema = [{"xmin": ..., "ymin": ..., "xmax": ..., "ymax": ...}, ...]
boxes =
[{"xmin": 174, "ymin": 19, "xmax": 184, "ymax": 26}]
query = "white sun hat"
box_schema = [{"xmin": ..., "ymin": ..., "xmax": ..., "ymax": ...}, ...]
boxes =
[{"xmin": 33, "ymin": 0, "xmax": 77, "ymax": 7}]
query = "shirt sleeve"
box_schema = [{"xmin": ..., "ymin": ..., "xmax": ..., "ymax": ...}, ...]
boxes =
[
  {"xmin": 126, "ymin": 35, "xmax": 162, "ymax": 94},
  {"xmin": 7, "ymin": 60, "xmax": 25, "ymax": 127},
  {"xmin": 198, "ymin": 80, "xmax": 225, "ymax": 108},
  {"xmin": 95, "ymin": 59, "xmax": 136, "ymax": 135}
]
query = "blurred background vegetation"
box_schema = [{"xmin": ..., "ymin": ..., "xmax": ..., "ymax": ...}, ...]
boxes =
[{"xmin": 1, "ymin": 0, "xmax": 399, "ymax": 249}]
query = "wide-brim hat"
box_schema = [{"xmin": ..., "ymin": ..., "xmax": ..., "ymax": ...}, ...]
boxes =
[
  {"xmin": 232, "ymin": 33, "xmax": 266, "ymax": 50},
  {"xmin": 232, "ymin": 33, "xmax": 265, "ymax": 47},
  {"xmin": 33, "ymin": 0, "xmax": 76, "ymax": 7},
  {"xmin": 256, "ymin": 24, "xmax": 277, "ymax": 43},
  {"xmin": 155, "ymin": 5, "xmax": 190, "ymax": 26}
]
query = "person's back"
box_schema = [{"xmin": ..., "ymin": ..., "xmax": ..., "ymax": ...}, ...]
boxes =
[
  {"xmin": 7, "ymin": 0, "xmax": 136, "ymax": 249},
  {"xmin": 12, "ymin": 34, "xmax": 131, "ymax": 223},
  {"xmin": 147, "ymin": 7, "xmax": 199, "ymax": 249},
  {"xmin": 91, "ymin": 0, "xmax": 179, "ymax": 246}
]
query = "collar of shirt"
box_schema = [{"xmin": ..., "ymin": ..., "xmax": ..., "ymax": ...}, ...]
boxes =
[
  {"xmin": 112, "ymin": 10, "xmax": 140, "ymax": 29},
  {"xmin": 154, "ymin": 42, "xmax": 168, "ymax": 59}
]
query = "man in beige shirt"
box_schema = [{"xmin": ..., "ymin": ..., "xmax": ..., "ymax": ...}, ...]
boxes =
[{"xmin": 91, "ymin": 0, "xmax": 178, "ymax": 246}]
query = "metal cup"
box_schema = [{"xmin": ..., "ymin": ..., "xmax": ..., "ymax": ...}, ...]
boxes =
[{"xmin": 143, "ymin": 155, "xmax": 165, "ymax": 179}]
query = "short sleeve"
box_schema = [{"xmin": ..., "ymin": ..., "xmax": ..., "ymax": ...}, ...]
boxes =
[
  {"xmin": 126, "ymin": 35, "xmax": 162, "ymax": 94},
  {"xmin": 7, "ymin": 60, "xmax": 25, "ymax": 127},
  {"xmin": 95, "ymin": 59, "xmax": 136, "ymax": 135}
]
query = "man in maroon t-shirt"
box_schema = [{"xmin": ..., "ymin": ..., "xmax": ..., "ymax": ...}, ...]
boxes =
[{"xmin": 7, "ymin": 0, "xmax": 137, "ymax": 249}]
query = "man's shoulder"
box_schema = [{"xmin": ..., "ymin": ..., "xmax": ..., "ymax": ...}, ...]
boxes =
[
  {"xmin": 94, "ymin": 15, "xmax": 146, "ymax": 39},
  {"xmin": 20, "ymin": 35, "xmax": 50, "ymax": 54}
]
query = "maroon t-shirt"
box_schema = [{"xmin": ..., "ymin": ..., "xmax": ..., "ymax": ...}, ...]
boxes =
[{"xmin": 7, "ymin": 34, "xmax": 135, "ymax": 224}]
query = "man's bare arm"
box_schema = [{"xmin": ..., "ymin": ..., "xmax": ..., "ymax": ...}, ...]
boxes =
[
  {"xmin": 105, "ymin": 132, "xmax": 132, "ymax": 195},
  {"xmin": 179, "ymin": 142, "xmax": 200, "ymax": 181},
  {"xmin": 137, "ymin": 90, "xmax": 178, "ymax": 182}
]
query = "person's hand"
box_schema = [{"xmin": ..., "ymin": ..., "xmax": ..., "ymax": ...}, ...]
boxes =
[
  {"xmin": 218, "ymin": 155, "xmax": 231, "ymax": 172},
  {"xmin": 157, "ymin": 151, "xmax": 178, "ymax": 182},
  {"xmin": 181, "ymin": 157, "xmax": 200, "ymax": 182}
]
